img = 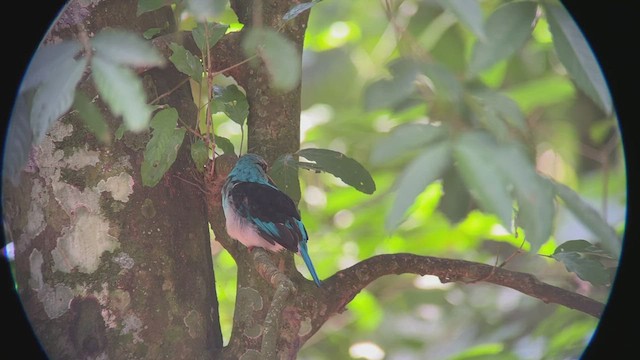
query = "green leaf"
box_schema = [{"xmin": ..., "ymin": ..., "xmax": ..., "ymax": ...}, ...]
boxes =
[
  {"xmin": 186, "ymin": 0, "xmax": 228, "ymax": 20},
  {"xmin": 137, "ymin": 0, "xmax": 169, "ymax": 16},
  {"xmin": 190, "ymin": 139, "xmax": 209, "ymax": 172},
  {"xmin": 92, "ymin": 29, "xmax": 165, "ymax": 67},
  {"xmin": 91, "ymin": 56, "xmax": 153, "ymax": 132},
  {"xmin": 436, "ymin": 0, "xmax": 486, "ymax": 41},
  {"xmin": 297, "ymin": 148, "xmax": 376, "ymax": 194},
  {"xmin": 192, "ymin": 22, "xmax": 229, "ymax": 53},
  {"xmin": 422, "ymin": 63, "xmax": 464, "ymax": 104},
  {"xmin": 73, "ymin": 91, "xmax": 110, "ymax": 143},
  {"xmin": 21, "ymin": 40, "xmax": 82, "ymax": 92},
  {"xmin": 495, "ymin": 143, "xmax": 555, "ymax": 252},
  {"xmin": 242, "ymin": 28, "xmax": 301, "ymax": 91},
  {"xmin": 505, "ymin": 75, "xmax": 575, "ymax": 113},
  {"xmin": 453, "ymin": 132, "xmax": 513, "ymax": 229},
  {"xmin": 143, "ymin": 27, "xmax": 162, "ymax": 40},
  {"xmin": 552, "ymin": 240, "xmax": 614, "ymax": 285},
  {"xmin": 30, "ymin": 56, "xmax": 88, "ymax": 142},
  {"xmin": 214, "ymin": 135, "xmax": 235, "ymax": 155},
  {"xmin": 269, "ymin": 154, "xmax": 301, "ymax": 203},
  {"xmin": 283, "ymin": 0, "xmax": 321, "ymax": 21},
  {"xmin": 141, "ymin": 108, "xmax": 186, "ymax": 187},
  {"xmin": 469, "ymin": 88, "xmax": 527, "ymax": 132},
  {"xmin": 213, "ymin": 85, "xmax": 249, "ymax": 125},
  {"xmin": 169, "ymin": 42, "xmax": 203, "ymax": 81},
  {"xmin": 386, "ymin": 141, "xmax": 451, "ymax": 231},
  {"xmin": 370, "ymin": 123, "xmax": 448, "ymax": 166},
  {"xmin": 543, "ymin": 3, "xmax": 612, "ymax": 115},
  {"xmin": 364, "ymin": 58, "xmax": 420, "ymax": 111},
  {"xmin": 552, "ymin": 181, "xmax": 621, "ymax": 256},
  {"xmin": 467, "ymin": 1, "xmax": 537, "ymax": 77}
]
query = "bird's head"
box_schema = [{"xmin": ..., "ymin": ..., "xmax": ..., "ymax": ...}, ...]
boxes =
[{"xmin": 228, "ymin": 153, "xmax": 270, "ymax": 183}]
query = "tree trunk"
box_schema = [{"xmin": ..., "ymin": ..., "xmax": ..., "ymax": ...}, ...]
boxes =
[{"xmin": 3, "ymin": 1, "xmax": 222, "ymax": 358}]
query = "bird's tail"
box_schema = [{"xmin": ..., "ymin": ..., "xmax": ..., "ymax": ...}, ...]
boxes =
[{"xmin": 299, "ymin": 242, "xmax": 322, "ymax": 287}]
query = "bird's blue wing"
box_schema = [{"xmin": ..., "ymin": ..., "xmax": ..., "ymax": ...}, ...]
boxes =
[{"xmin": 228, "ymin": 182, "xmax": 307, "ymax": 252}]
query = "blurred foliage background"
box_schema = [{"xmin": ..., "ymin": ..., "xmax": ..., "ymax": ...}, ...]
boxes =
[{"xmin": 205, "ymin": 0, "xmax": 626, "ymax": 359}]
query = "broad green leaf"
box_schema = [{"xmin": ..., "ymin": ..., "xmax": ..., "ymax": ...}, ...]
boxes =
[
  {"xmin": 143, "ymin": 27, "xmax": 162, "ymax": 39},
  {"xmin": 364, "ymin": 58, "xmax": 420, "ymax": 111},
  {"xmin": 453, "ymin": 132, "xmax": 513, "ymax": 229},
  {"xmin": 30, "ymin": 56, "xmax": 88, "ymax": 142},
  {"xmin": 436, "ymin": 0, "xmax": 486, "ymax": 41},
  {"xmin": 552, "ymin": 181, "xmax": 621, "ymax": 256},
  {"xmin": 552, "ymin": 240, "xmax": 614, "ymax": 285},
  {"xmin": 269, "ymin": 154, "xmax": 301, "ymax": 203},
  {"xmin": 386, "ymin": 141, "xmax": 451, "ymax": 231},
  {"xmin": 169, "ymin": 42, "xmax": 203, "ymax": 81},
  {"xmin": 543, "ymin": 3, "xmax": 612, "ymax": 115},
  {"xmin": 137, "ymin": 0, "xmax": 168, "ymax": 16},
  {"xmin": 186, "ymin": 0, "xmax": 228, "ymax": 20},
  {"xmin": 370, "ymin": 123, "xmax": 448, "ymax": 166},
  {"xmin": 242, "ymin": 28, "xmax": 301, "ymax": 91},
  {"xmin": 505, "ymin": 75, "xmax": 575, "ymax": 113},
  {"xmin": 21, "ymin": 40, "xmax": 82, "ymax": 92},
  {"xmin": 283, "ymin": 0, "xmax": 321, "ymax": 21},
  {"xmin": 192, "ymin": 22, "xmax": 229, "ymax": 53},
  {"xmin": 191, "ymin": 139, "xmax": 209, "ymax": 172},
  {"xmin": 422, "ymin": 63, "xmax": 464, "ymax": 104},
  {"xmin": 467, "ymin": 1, "xmax": 537, "ymax": 77},
  {"xmin": 214, "ymin": 135, "xmax": 235, "ymax": 155},
  {"xmin": 297, "ymin": 148, "xmax": 376, "ymax": 194},
  {"xmin": 73, "ymin": 91, "xmax": 110, "ymax": 143},
  {"xmin": 91, "ymin": 56, "xmax": 153, "ymax": 132},
  {"xmin": 495, "ymin": 143, "xmax": 555, "ymax": 252},
  {"xmin": 213, "ymin": 84, "xmax": 248, "ymax": 125},
  {"xmin": 470, "ymin": 88, "xmax": 527, "ymax": 131},
  {"xmin": 141, "ymin": 108, "xmax": 186, "ymax": 187},
  {"xmin": 92, "ymin": 29, "xmax": 165, "ymax": 67}
]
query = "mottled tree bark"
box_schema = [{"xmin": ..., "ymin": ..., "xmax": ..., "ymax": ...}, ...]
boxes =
[{"xmin": 3, "ymin": 0, "xmax": 222, "ymax": 359}]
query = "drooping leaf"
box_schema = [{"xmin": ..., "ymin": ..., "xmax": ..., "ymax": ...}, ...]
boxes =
[
  {"xmin": 169, "ymin": 42, "xmax": 203, "ymax": 81},
  {"xmin": 495, "ymin": 143, "xmax": 555, "ymax": 252},
  {"xmin": 283, "ymin": 0, "xmax": 321, "ymax": 21},
  {"xmin": 297, "ymin": 148, "xmax": 376, "ymax": 194},
  {"xmin": 436, "ymin": 0, "xmax": 486, "ymax": 41},
  {"xmin": 190, "ymin": 138, "xmax": 209, "ymax": 172},
  {"xmin": 30, "ymin": 56, "xmax": 88, "ymax": 142},
  {"xmin": 453, "ymin": 132, "xmax": 513, "ymax": 229},
  {"xmin": 3, "ymin": 93, "xmax": 34, "ymax": 186},
  {"xmin": 73, "ymin": 91, "xmax": 110, "ymax": 143},
  {"xmin": 386, "ymin": 141, "xmax": 451, "ymax": 231},
  {"xmin": 213, "ymin": 84, "xmax": 248, "ymax": 125},
  {"xmin": 20, "ymin": 40, "xmax": 82, "ymax": 92},
  {"xmin": 91, "ymin": 56, "xmax": 153, "ymax": 132},
  {"xmin": 137, "ymin": 0, "xmax": 169, "ymax": 16},
  {"xmin": 242, "ymin": 28, "xmax": 301, "ymax": 91},
  {"xmin": 543, "ymin": 3, "xmax": 612, "ymax": 115},
  {"xmin": 364, "ymin": 58, "xmax": 420, "ymax": 111},
  {"xmin": 141, "ymin": 108, "xmax": 186, "ymax": 187},
  {"xmin": 552, "ymin": 240, "xmax": 615, "ymax": 285},
  {"xmin": 269, "ymin": 154, "xmax": 301, "ymax": 203},
  {"xmin": 92, "ymin": 29, "xmax": 165, "ymax": 68},
  {"xmin": 370, "ymin": 122, "xmax": 448, "ymax": 166},
  {"xmin": 186, "ymin": 0, "xmax": 228, "ymax": 20},
  {"xmin": 192, "ymin": 22, "xmax": 229, "ymax": 53},
  {"xmin": 214, "ymin": 135, "xmax": 235, "ymax": 155},
  {"xmin": 467, "ymin": 1, "xmax": 537, "ymax": 77},
  {"xmin": 552, "ymin": 181, "xmax": 621, "ymax": 256}
]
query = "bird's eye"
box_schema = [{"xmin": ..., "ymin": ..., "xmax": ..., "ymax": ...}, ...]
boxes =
[{"xmin": 259, "ymin": 161, "xmax": 268, "ymax": 172}]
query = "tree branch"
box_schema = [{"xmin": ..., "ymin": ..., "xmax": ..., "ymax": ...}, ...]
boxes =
[{"xmin": 325, "ymin": 253, "xmax": 604, "ymax": 318}]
